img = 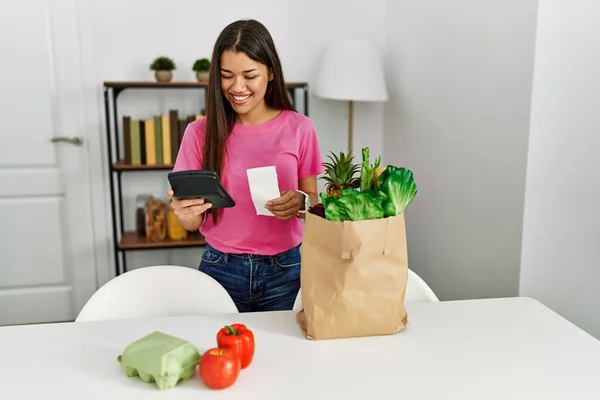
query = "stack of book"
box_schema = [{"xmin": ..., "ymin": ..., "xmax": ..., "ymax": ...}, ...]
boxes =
[{"xmin": 121, "ymin": 109, "xmax": 203, "ymax": 166}]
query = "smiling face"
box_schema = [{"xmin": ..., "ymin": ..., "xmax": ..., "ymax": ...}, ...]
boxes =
[{"xmin": 220, "ymin": 50, "xmax": 273, "ymax": 120}]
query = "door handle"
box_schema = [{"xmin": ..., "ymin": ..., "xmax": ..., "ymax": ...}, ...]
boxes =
[{"xmin": 51, "ymin": 136, "xmax": 84, "ymax": 146}]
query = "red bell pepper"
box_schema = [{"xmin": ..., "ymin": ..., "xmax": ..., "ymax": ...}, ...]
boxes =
[{"xmin": 216, "ymin": 324, "xmax": 255, "ymax": 369}]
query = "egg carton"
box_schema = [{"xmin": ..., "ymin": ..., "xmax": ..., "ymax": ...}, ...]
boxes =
[{"xmin": 117, "ymin": 331, "xmax": 201, "ymax": 390}]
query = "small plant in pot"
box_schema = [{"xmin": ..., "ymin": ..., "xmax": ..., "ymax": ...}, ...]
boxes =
[
  {"xmin": 193, "ymin": 58, "xmax": 211, "ymax": 82},
  {"xmin": 150, "ymin": 56, "xmax": 176, "ymax": 83}
]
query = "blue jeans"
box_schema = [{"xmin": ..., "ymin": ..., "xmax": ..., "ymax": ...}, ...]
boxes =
[{"xmin": 199, "ymin": 244, "xmax": 301, "ymax": 313}]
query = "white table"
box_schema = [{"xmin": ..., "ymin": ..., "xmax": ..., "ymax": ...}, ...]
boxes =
[{"xmin": 1, "ymin": 297, "xmax": 599, "ymax": 399}]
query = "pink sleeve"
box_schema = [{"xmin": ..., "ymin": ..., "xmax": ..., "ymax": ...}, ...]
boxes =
[
  {"xmin": 298, "ymin": 120, "xmax": 325, "ymax": 179},
  {"xmin": 173, "ymin": 121, "xmax": 204, "ymax": 172}
]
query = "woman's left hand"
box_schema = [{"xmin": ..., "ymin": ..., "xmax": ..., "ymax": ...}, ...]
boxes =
[{"xmin": 266, "ymin": 190, "xmax": 304, "ymax": 220}]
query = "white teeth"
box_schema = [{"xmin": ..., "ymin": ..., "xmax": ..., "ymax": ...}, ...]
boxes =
[{"xmin": 233, "ymin": 95, "xmax": 250, "ymax": 101}]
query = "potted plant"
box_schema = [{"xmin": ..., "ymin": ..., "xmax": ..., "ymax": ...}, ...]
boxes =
[
  {"xmin": 193, "ymin": 58, "xmax": 211, "ymax": 82},
  {"xmin": 150, "ymin": 56, "xmax": 176, "ymax": 83}
]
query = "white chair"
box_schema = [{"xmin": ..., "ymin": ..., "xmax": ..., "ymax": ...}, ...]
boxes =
[
  {"xmin": 405, "ymin": 269, "xmax": 439, "ymax": 302},
  {"xmin": 76, "ymin": 265, "xmax": 238, "ymax": 322},
  {"xmin": 293, "ymin": 289, "xmax": 303, "ymax": 311},
  {"xmin": 292, "ymin": 268, "xmax": 438, "ymax": 311}
]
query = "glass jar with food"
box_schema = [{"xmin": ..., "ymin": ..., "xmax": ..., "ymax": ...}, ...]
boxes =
[
  {"xmin": 167, "ymin": 203, "xmax": 188, "ymax": 240},
  {"xmin": 145, "ymin": 197, "xmax": 166, "ymax": 241},
  {"xmin": 135, "ymin": 194, "xmax": 152, "ymax": 236}
]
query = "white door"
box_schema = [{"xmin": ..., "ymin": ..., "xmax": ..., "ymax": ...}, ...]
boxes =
[{"xmin": 0, "ymin": 0, "xmax": 98, "ymax": 325}]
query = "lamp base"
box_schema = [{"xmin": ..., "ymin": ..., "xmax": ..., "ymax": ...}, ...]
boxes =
[{"xmin": 348, "ymin": 100, "xmax": 354, "ymax": 154}]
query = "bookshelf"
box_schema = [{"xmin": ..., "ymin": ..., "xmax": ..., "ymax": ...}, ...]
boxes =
[{"xmin": 103, "ymin": 80, "xmax": 310, "ymax": 276}]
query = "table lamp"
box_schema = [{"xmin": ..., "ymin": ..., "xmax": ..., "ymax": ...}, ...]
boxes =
[{"xmin": 313, "ymin": 39, "xmax": 388, "ymax": 154}]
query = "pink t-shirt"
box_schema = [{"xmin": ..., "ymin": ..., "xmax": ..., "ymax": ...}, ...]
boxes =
[{"xmin": 173, "ymin": 110, "xmax": 324, "ymax": 255}]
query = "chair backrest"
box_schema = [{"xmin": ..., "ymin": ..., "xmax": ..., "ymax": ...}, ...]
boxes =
[
  {"xmin": 406, "ymin": 269, "xmax": 439, "ymax": 302},
  {"xmin": 293, "ymin": 289, "xmax": 303, "ymax": 311},
  {"xmin": 292, "ymin": 268, "xmax": 438, "ymax": 311},
  {"xmin": 76, "ymin": 265, "xmax": 238, "ymax": 322}
]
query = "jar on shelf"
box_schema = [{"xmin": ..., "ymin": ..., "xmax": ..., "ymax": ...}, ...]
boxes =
[
  {"xmin": 135, "ymin": 194, "xmax": 152, "ymax": 236},
  {"xmin": 167, "ymin": 204, "xmax": 188, "ymax": 240},
  {"xmin": 145, "ymin": 197, "xmax": 166, "ymax": 241}
]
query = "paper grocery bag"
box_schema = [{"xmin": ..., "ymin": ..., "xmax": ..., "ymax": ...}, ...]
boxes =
[{"xmin": 296, "ymin": 212, "xmax": 409, "ymax": 340}]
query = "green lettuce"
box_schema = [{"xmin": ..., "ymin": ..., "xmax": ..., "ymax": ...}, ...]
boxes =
[
  {"xmin": 375, "ymin": 165, "xmax": 400, "ymax": 189},
  {"xmin": 321, "ymin": 189, "xmax": 384, "ymax": 222},
  {"xmin": 378, "ymin": 166, "xmax": 418, "ymax": 214},
  {"xmin": 316, "ymin": 159, "xmax": 418, "ymax": 222},
  {"xmin": 361, "ymin": 189, "xmax": 397, "ymax": 217}
]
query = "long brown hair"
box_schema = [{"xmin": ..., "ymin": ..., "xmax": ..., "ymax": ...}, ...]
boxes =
[{"xmin": 204, "ymin": 19, "xmax": 295, "ymax": 224}]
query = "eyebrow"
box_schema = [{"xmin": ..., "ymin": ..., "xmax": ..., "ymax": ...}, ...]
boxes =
[{"xmin": 220, "ymin": 68, "xmax": 258, "ymax": 73}]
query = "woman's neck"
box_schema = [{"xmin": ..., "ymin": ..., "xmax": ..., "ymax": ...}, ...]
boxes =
[{"xmin": 236, "ymin": 102, "xmax": 281, "ymax": 125}]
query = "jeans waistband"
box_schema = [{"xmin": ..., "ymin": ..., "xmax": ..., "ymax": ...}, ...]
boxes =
[{"xmin": 207, "ymin": 243, "xmax": 300, "ymax": 260}]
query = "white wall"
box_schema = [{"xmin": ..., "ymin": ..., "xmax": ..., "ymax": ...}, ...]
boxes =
[
  {"xmin": 383, "ymin": 0, "xmax": 539, "ymax": 300},
  {"xmin": 85, "ymin": 0, "xmax": 387, "ymax": 283},
  {"xmin": 520, "ymin": 1, "xmax": 600, "ymax": 339}
]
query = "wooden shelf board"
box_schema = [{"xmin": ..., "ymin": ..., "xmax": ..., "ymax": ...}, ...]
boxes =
[
  {"xmin": 104, "ymin": 81, "xmax": 208, "ymax": 89},
  {"xmin": 118, "ymin": 231, "xmax": 206, "ymax": 250},
  {"xmin": 103, "ymin": 80, "xmax": 308, "ymax": 89},
  {"xmin": 113, "ymin": 161, "xmax": 174, "ymax": 171}
]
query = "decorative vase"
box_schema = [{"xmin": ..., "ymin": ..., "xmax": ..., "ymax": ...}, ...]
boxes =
[
  {"xmin": 196, "ymin": 71, "xmax": 209, "ymax": 82},
  {"xmin": 155, "ymin": 70, "xmax": 173, "ymax": 83}
]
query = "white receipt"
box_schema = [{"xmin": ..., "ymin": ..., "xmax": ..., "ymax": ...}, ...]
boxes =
[{"xmin": 246, "ymin": 166, "xmax": 281, "ymax": 216}]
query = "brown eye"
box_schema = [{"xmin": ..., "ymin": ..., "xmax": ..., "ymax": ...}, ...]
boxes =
[
  {"xmin": 245, "ymin": 76, "xmax": 257, "ymax": 80},
  {"xmin": 221, "ymin": 75, "xmax": 233, "ymax": 80}
]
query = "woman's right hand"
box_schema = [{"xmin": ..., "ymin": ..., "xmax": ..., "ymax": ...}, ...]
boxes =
[{"xmin": 167, "ymin": 190, "xmax": 212, "ymax": 222}]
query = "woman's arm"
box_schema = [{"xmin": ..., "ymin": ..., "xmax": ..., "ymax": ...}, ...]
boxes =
[
  {"xmin": 168, "ymin": 121, "xmax": 209, "ymax": 230},
  {"xmin": 298, "ymin": 175, "xmax": 319, "ymax": 209},
  {"xmin": 267, "ymin": 118, "xmax": 324, "ymax": 219},
  {"xmin": 177, "ymin": 211, "xmax": 205, "ymax": 231}
]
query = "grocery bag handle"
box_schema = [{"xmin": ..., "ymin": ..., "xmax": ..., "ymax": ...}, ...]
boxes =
[
  {"xmin": 341, "ymin": 218, "xmax": 395, "ymax": 259},
  {"xmin": 341, "ymin": 221, "xmax": 356, "ymax": 260}
]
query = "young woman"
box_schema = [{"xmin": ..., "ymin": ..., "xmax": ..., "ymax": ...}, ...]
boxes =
[{"xmin": 168, "ymin": 19, "xmax": 324, "ymax": 313}]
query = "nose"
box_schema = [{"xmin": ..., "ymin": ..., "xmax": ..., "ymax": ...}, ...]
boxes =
[{"xmin": 231, "ymin": 77, "xmax": 246, "ymax": 93}]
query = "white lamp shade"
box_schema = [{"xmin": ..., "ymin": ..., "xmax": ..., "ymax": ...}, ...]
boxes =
[{"xmin": 313, "ymin": 39, "xmax": 388, "ymax": 102}]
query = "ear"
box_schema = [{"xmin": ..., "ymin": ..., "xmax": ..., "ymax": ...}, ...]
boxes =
[{"xmin": 268, "ymin": 69, "xmax": 274, "ymax": 81}]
